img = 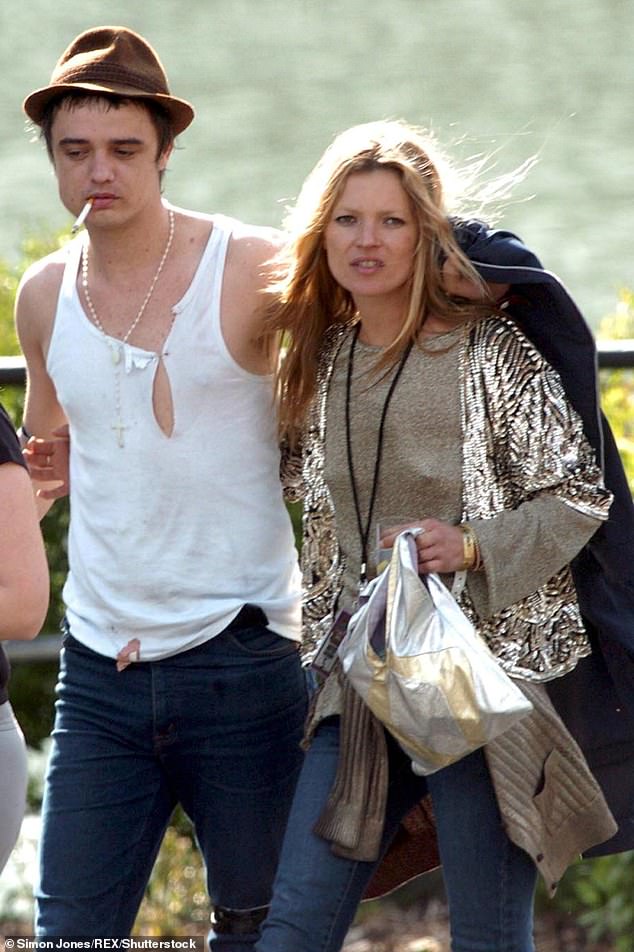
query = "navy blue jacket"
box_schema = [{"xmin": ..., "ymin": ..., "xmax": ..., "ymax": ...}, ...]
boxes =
[{"xmin": 457, "ymin": 221, "xmax": 634, "ymax": 854}]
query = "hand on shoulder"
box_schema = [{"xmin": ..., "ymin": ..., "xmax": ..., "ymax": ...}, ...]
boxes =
[{"xmin": 442, "ymin": 253, "xmax": 509, "ymax": 302}]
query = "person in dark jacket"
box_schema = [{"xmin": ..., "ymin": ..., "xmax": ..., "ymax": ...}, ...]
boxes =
[{"xmin": 456, "ymin": 219, "xmax": 634, "ymax": 856}]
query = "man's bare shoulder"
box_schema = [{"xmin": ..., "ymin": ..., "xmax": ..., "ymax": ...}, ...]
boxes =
[
  {"xmin": 17, "ymin": 246, "xmax": 68, "ymax": 310},
  {"xmin": 227, "ymin": 220, "xmax": 285, "ymax": 269},
  {"xmin": 15, "ymin": 246, "xmax": 69, "ymax": 350},
  {"xmin": 228, "ymin": 219, "xmax": 284, "ymax": 247},
  {"xmin": 217, "ymin": 221, "xmax": 285, "ymax": 372}
]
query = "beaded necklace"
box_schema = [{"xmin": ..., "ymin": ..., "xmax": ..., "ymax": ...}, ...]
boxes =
[{"xmin": 80, "ymin": 208, "xmax": 175, "ymax": 446}]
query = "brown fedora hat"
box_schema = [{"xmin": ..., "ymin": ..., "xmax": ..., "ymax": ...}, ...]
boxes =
[{"xmin": 23, "ymin": 25, "xmax": 195, "ymax": 135}]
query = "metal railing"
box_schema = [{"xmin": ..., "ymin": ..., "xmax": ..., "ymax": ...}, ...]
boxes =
[
  {"xmin": 595, "ymin": 340, "xmax": 634, "ymax": 368},
  {"xmin": 6, "ymin": 634, "xmax": 62, "ymax": 661},
  {"xmin": 3, "ymin": 342, "xmax": 634, "ymax": 663},
  {"xmin": 2, "ymin": 345, "xmax": 634, "ymax": 385},
  {"xmin": 0, "ymin": 355, "xmax": 29, "ymax": 385}
]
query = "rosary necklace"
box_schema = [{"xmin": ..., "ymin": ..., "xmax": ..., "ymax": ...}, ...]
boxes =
[{"xmin": 81, "ymin": 208, "xmax": 175, "ymax": 447}]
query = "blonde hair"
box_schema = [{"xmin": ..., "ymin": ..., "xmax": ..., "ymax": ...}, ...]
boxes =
[{"xmin": 266, "ymin": 119, "xmax": 515, "ymax": 438}]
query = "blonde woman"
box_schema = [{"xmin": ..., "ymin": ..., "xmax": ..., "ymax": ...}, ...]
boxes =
[
  {"xmin": 254, "ymin": 120, "xmax": 634, "ymax": 952},
  {"xmin": 0, "ymin": 402, "xmax": 48, "ymax": 873}
]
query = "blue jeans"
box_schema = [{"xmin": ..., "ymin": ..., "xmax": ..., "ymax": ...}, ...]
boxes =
[
  {"xmin": 36, "ymin": 614, "xmax": 308, "ymax": 950},
  {"xmin": 256, "ymin": 718, "xmax": 537, "ymax": 952}
]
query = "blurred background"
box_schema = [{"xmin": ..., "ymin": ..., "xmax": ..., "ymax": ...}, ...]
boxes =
[{"xmin": 0, "ymin": 0, "xmax": 632, "ymax": 326}]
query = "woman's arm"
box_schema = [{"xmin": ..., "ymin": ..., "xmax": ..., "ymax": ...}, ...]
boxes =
[
  {"xmin": 0, "ymin": 462, "xmax": 49, "ymax": 639},
  {"xmin": 463, "ymin": 320, "xmax": 612, "ymax": 617},
  {"xmin": 279, "ymin": 434, "xmax": 305, "ymax": 504},
  {"xmin": 468, "ymin": 496, "xmax": 602, "ymax": 619}
]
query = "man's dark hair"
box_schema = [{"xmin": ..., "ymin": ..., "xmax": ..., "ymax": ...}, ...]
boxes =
[{"xmin": 39, "ymin": 91, "xmax": 175, "ymax": 163}]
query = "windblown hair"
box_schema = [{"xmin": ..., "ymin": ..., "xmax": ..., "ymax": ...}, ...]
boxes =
[{"xmin": 265, "ymin": 119, "xmax": 517, "ymax": 440}]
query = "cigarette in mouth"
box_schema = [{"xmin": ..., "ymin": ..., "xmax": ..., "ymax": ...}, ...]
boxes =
[{"xmin": 71, "ymin": 199, "xmax": 93, "ymax": 234}]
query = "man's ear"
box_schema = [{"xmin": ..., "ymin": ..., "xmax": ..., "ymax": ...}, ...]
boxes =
[{"xmin": 158, "ymin": 143, "xmax": 174, "ymax": 173}]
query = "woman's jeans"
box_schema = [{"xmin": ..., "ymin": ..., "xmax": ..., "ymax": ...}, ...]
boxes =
[
  {"xmin": 0, "ymin": 700, "xmax": 28, "ymax": 875},
  {"xmin": 35, "ymin": 615, "xmax": 308, "ymax": 950},
  {"xmin": 256, "ymin": 718, "xmax": 538, "ymax": 952}
]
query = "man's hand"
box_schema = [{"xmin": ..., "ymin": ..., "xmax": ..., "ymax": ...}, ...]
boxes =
[{"xmin": 23, "ymin": 424, "xmax": 70, "ymax": 500}]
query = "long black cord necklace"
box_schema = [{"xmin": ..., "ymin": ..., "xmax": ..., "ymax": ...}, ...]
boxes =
[{"xmin": 344, "ymin": 322, "xmax": 413, "ymax": 593}]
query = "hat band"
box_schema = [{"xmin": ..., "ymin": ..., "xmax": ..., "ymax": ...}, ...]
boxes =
[{"xmin": 54, "ymin": 61, "xmax": 169, "ymax": 96}]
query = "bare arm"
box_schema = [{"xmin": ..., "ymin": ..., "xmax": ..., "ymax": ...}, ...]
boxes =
[
  {"xmin": 220, "ymin": 224, "xmax": 284, "ymax": 374},
  {"xmin": 0, "ymin": 462, "xmax": 49, "ymax": 639},
  {"xmin": 15, "ymin": 257, "xmax": 69, "ymax": 515}
]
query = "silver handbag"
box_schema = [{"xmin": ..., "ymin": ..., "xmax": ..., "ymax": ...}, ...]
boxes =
[{"xmin": 338, "ymin": 529, "xmax": 533, "ymax": 775}]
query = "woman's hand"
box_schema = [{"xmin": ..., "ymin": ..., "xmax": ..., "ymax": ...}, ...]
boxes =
[
  {"xmin": 378, "ymin": 518, "xmax": 466, "ymax": 574},
  {"xmin": 442, "ymin": 255, "xmax": 510, "ymax": 302},
  {"xmin": 23, "ymin": 425, "xmax": 70, "ymax": 499}
]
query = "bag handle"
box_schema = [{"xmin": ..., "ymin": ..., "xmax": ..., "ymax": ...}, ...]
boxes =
[
  {"xmin": 387, "ymin": 529, "xmax": 467, "ymax": 634},
  {"xmin": 391, "ymin": 529, "xmax": 468, "ymax": 593}
]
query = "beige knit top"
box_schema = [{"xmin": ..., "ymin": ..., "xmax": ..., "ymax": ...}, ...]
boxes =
[{"xmin": 325, "ymin": 325, "xmax": 600, "ymax": 622}]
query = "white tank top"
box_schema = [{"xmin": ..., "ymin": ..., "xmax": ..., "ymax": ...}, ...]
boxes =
[{"xmin": 46, "ymin": 212, "xmax": 301, "ymax": 660}]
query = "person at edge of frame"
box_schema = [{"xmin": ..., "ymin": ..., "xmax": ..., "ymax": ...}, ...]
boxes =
[
  {"xmin": 15, "ymin": 25, "xmax": 307, "ymax": 949},
  {"xmin": 250, "ymin": 119, "xmax": 634, "ymax": 952},
  {"xmin": 0, "ymin": 401, "xmax": 49, "ymax": 876}
]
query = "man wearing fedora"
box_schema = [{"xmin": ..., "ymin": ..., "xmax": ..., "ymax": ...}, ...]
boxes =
[{"xmin": 16, "ymin": 26, "xmax": 307, "ymax": 948}]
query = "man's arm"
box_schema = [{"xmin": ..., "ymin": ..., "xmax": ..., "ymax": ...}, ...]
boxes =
[
  {"xmin": 220, "ymin": 223, "xmax": 284, "ymax": 374},
  {"xmin": 15, "ymin": 256, "xmax": 69, "ymax": 516}
]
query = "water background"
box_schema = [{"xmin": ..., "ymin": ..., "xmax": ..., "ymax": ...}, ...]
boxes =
[{"xmin": 0, "ymin": 0, "xmax": 632, "ymax": 327}]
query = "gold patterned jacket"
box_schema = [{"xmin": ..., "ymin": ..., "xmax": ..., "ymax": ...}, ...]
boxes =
[{"xmin": 283, "ymin": 315, "xmax": 612, "ymax": 681}]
